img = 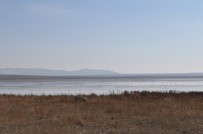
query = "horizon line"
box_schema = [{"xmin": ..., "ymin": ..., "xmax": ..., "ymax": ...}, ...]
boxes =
[{"xmin": 0, "ymin": 67, "xmax": 203, "ymax": 75}]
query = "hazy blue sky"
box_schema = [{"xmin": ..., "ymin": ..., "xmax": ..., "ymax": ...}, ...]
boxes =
[{"xmin": 1, "ymin": 0, "xmax": 203, "ymax": 73}]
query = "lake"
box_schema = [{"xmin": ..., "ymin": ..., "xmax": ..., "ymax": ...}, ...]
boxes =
[{"xmin": 0, "ymin": 75, "xmax": 203, "ymax": 95}]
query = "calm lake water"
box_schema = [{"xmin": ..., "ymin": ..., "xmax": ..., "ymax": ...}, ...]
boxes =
[{"xmin": 0, "ymin": 75, "xmax": 203, "ymax": 95}]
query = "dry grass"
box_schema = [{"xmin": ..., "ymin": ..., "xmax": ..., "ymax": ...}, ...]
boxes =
[{"xmin": 0, "ymin": 91, "xmax": 203, "ymax": 134}]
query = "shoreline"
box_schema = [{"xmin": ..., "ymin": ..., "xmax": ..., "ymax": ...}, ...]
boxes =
[{"xmin": 0, "ymin": 90, "xmax": 203, "ymax": 96}]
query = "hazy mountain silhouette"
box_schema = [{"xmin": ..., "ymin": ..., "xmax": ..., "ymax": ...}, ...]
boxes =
[{"xmin": 0, "ymin": 68, "xmax": 119, "ymax": 76}]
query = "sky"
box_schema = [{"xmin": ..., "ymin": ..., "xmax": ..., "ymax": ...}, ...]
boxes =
[{"xmin": 1, "ymin": 0, "xmax": 203, "ymax": 74}]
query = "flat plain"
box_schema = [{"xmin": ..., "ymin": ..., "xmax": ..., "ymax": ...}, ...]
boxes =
[{"xmin": 0, "ymin": 91, "xmax": 202, "ymax": 134}]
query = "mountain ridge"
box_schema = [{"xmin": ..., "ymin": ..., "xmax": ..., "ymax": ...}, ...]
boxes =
[
  {"xmin": 1, "ymin": 68, "xmax": 203, "ymax": 77},
  {"xmin": 0, "ymin": 68, "xmax": 119, "ymax": 76}
]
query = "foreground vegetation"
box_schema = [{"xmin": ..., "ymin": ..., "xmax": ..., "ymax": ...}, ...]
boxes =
[{"xmin": 0, "ymin": 91, "xmax": 203, "ymax": 134}]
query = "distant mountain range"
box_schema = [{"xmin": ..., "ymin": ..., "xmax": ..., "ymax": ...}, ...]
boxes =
[
  {"xmin": 1, "ymin": 68, "xmax": 203, "ymax": 77},
  {"xmin": 0, "ymin": 68, "xmax": 119, "ymax": 76}
]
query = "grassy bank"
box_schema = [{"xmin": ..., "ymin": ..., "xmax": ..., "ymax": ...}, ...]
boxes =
[{"xmin": 0, "ymin": 91, "xmax": 203, "ymax": 134}]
